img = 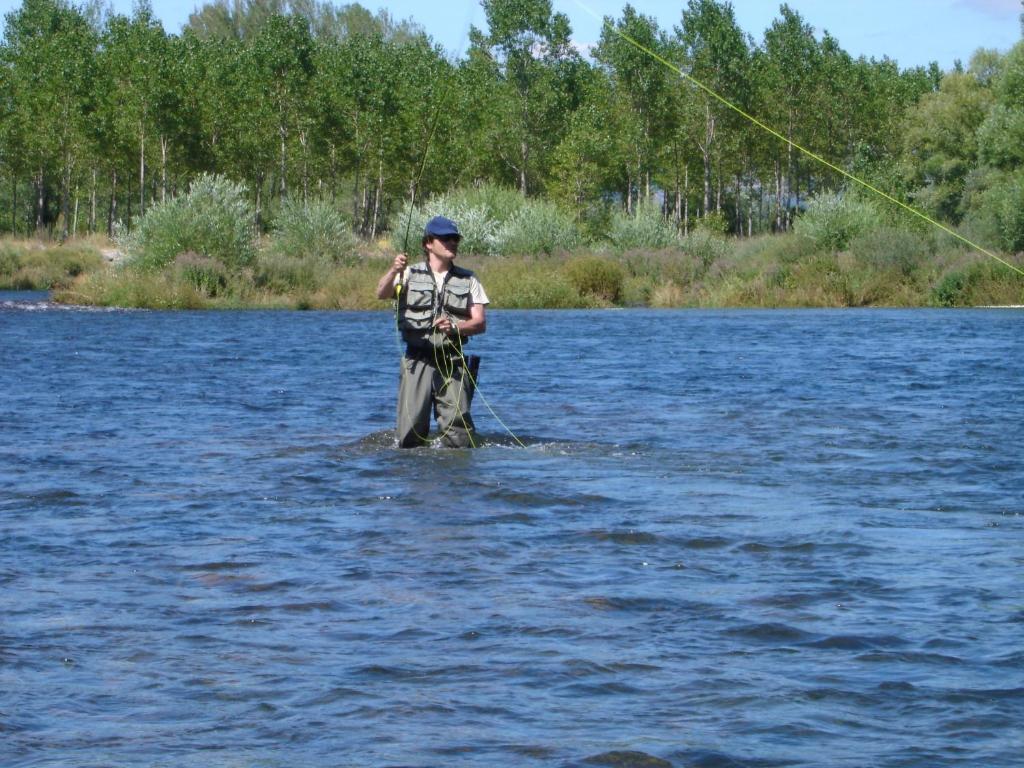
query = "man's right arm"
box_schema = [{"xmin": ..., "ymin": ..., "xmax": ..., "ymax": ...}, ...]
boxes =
[{"xmin": 376, "ymin": 253, "xmax": 408, "ymax": 300}]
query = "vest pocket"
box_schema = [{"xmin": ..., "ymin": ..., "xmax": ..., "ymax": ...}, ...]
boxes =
[{"xmin": 444, "ymin": 283, "xmax": 471, "ymax": 314}]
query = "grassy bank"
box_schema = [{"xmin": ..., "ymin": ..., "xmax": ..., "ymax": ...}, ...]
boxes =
[
  {"xmin": 0, "ymin": 238, "xmax": 107, "ymax": 290},
  {"xmin": 38, "ymin": 231, "xmax": 1021, "ymax": 310}
]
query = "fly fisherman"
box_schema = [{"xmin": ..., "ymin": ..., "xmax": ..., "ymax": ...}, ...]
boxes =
[{"xmin": 376, "ymin": 216, "xmax": 489, "ymax": 448}]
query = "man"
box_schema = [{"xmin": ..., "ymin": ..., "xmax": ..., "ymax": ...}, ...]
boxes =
[{"xmin": 376, "ymin": 215, "xmax": 489, "ymax": 448}]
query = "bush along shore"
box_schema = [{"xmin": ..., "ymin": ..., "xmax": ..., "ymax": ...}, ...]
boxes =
[{"xmin": 8, "ymin": 179, "xmax": 1019, "ymax": 310}]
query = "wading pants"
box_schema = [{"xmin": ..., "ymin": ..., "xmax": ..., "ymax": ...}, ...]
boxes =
[{"xmin": 396, "ymin": 352, "xmax": 476, "ymax": 448}]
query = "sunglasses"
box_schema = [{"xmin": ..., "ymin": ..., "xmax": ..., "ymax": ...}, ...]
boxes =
[{"xmin": 436, "ymin": 234, "xmax": 462, "ymax": 243}]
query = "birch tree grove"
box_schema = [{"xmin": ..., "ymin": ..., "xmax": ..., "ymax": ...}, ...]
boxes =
[{"xmin": 0, "ymin": 0, "xmax": 1016, "ymax": 241}]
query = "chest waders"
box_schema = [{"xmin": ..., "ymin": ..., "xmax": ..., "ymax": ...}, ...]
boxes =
[{"xmin": 395, "ymin": 262, "xmax": 480, "ymax": 448}]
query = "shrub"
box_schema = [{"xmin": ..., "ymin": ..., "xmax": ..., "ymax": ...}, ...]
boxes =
[
  {"xmin": 931, "ymin": 259, "xmax": 1024, "ymax": 307},
  {"xmin": 493, "ymin": 198, "xmax": 579, "ymax": 255},
  {"xmin": 479, "ymin": 257, "xmax": 585, "ymax": 308},
  {"xmin": 391, "ymin": 185, "xmax": 581, "ymax": 257},
  {"xmin": 390, "ymin": 197, "xmax": 499, "ymax": 256},
  {"xmin": 695, "ymin": 211, "xmax": 729, "ymax": 235},
  {"xmin": 0, "ymin": 241, "xmax": 105, "ymax": 289},
  {"xmin": 270, "ymin": 199, "xmax": 358, "ymax": 264},
  {"xmin": 680, "ymin": 229, "xmax": 729, "ymax": 270},
  {"xmin": 848, "ymin": 227, "xmax": 932, "ymax": 277},
  {"xmin": 122, "ymin": 174, "xmax": 256, "ymax": 271},
  {"xmin": 992, "ymin": 172, "xmax": 1024, "ymax": 253},
  {"xmin": 452, "ymin": 184, "xmax": 526, "ymax": 224},
  {"xmin": 173, "ymin": 252, "xmax": 228, "ymax": 296},
  {"xmin": 253, "ymin": 251, "xmax": 331, "ymax": 293},
  {"xmin": 563, "ymin": 255, "xmax": 625, "ymax": 303},
  {"xmin": 795, "ymin": 191, "xmax": 878, "ymax": 251},
  {"xmin": 608, "ymin": 203, "xmax": 680, "ymax": 251},
  {"xmin": 649, "ymin": 280, "xmax": 685, "ymax": 308}
]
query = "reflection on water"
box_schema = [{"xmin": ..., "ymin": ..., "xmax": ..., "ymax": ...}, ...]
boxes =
[{"xmin": 1, "ymin": 303, "xmax": 1022, "ymax": 767}]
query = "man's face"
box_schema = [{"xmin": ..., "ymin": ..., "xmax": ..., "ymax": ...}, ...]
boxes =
[{"xmin": 426, "ymin": 234, "xmax": 460, "ymax": 260}]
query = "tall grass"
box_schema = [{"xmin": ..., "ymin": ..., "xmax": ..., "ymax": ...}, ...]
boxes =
[{"xmin": 0, "ymin": 239, "xmax": 105, "ymax": 289}]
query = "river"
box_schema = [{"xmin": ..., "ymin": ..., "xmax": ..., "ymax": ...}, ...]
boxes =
[{"xmin": 2, "ymin": 291, "xmax": 1022, "ymax": 767}]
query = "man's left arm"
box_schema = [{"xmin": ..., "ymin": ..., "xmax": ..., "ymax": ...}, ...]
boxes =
[{"xmin": 455, "ymin": 303, "xmax": 486, "ymax": 337}]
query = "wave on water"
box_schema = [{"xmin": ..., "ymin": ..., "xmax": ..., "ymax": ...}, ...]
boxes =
[
  {"xmin": 341, "ymin": 429, "xmax": 620, "ymax": 455},
  {"xmin": 0, "ymin": 297, "xmax": 124, "ymax": 313}
]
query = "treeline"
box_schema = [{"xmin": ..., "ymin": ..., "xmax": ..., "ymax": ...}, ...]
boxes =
[{"xmin": 1, "ymin": 0, "xmax": 1022, "ymax": 251}]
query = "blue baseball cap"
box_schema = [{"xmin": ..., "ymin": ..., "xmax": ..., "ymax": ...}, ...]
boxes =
[{"xmin": 424, "ymin": 216, "xmax": 461, "ymax": 238}]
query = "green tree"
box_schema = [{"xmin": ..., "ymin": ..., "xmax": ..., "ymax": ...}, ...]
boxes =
[
  {"xmin": 902, "ymin": 66, "xmax": 993, "ymax": 222},
  {"xmin": 677, "ymin": 0, "xmax": 751, "ymax": 218},
  {"xmin": 594, "ymin": 5, "xmax": 671, "ymax": 209},
  {"xmin": 471, "ymin": 0, "xmax": 582, "ymax": 195},
  {"xmin": 2, "ymin": 0, "xmax": 97, "ymax": 237},
  {"xmin": 101, "ymin": 4, "xmax": 175, "ymax": 218},
  {"xmin": 757, "ymin": 5, "xmax": 820, "ymax": 229},
  {"xmin": 978, "ymin": 42, "xmax": 1024, "ymax": 170}
]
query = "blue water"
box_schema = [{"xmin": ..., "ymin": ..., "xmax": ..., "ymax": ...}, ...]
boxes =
[{"xmin": 2, "ymin": 291, "xmax": 1022, "ymax": 768}]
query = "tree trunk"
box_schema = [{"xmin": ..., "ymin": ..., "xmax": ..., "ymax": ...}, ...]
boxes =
[
  {"xmin": 519, "ymin": 140, "xmax": 528, "ymax": 196},
  {"xmin": 60, "ymin": 152, "xmax": 73, "ymax": 241},
  {"xmin": 785, "ymin": 113, "xmax": 794, "ymax": 231},
  {"xmin": 34, "ymin": 170, "xmax": 45, "ymax": 236},
  {"xmin": 300, "ymin": 129, "xmax": 309, "ymax": 205},
  {"xmin": 774, "ymin": 161, "xmax": 783, "ymax": 232},
  {"xmin": 684, "ymin": 166, "xmax": 690, "ymax": 237},
  {"xmin": 370, "ymin": 157, "xmax": 384, "ymax": 241},
  {"xmin": 139, "ymin": 129, "xmax": 146, "ymax": 217},
  {"xmin": 160, "ymin": 135, "xmax": 168, "ymax": 203},
  {"xmin": 89, "ymin": 168, "xmax": 97, "ymax": 234},
  {"xmin": 673, "ymin": 166, "xmax": 681, "ymax": 230},
  {"xmin": 108, "ymin": 170, "xmax": 118, "ymax": 238},
  {"xmin": 701, "ymin": 105, "xmax": 715, "ymax": 217},
  {"xmin": 279, "ymin": 124, "xmax": 287, "ymax": 199},
  {"xmin": 72, "ymin": 183, "xmax": 79, "ymax": 238},
  {"xmin": 255, "ymin": 177, "xmax": 263, "ymax": 232},
  {"xmin": 11, "ymin": 176, "xmax": 17, "ymax": 235},
  {"xmin": 329, "ymin": 143, "xmax": 337, "ymax": 204},
  {"xmin": 735, "ymin": 175, "xmax": 742, "ymax": 236}
]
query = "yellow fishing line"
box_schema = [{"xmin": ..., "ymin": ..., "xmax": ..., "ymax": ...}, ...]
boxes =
[
  {"xmin": 451, "ymin": 333, "xmax": 527, "ymax": 448},
  {"xmin": 569, "ymin": 0, "xmax": 1024, "ymax": 278}
]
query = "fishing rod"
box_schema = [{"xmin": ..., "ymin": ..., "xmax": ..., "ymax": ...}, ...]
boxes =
[{"xmin": 569, "ymin": 0, "xmax": 1024, "ymax": 278}]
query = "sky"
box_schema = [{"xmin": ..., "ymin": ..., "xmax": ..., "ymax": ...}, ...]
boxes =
[{"xmin": 1, "ymin": 0, "xmax": 1021, "ymax": 70}]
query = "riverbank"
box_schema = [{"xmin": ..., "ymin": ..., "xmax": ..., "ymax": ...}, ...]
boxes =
[{"xmin": 4, "ymin": 234, "xmax": 1021, "ymax": 309}]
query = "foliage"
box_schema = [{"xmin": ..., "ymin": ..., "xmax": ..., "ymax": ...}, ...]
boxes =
[
  {"xmin": 270, "ymin": 199, "xmax": 358, "ymax": 263},
  {"xmin": 680, "ymin": 229, "xmax": 729, "ymax": 269},
  {"xmin": 608, "ymin": 203, "xmax": 680, "ymax": 251},
  {"xmin": 931, "ymin": 260, "xmax": 1024, "ymax": 307},
  {"xmin": 121, "ymin": 174, "xmax": 256, "ymax": 271},
  {"xmin": 989, "ymin": 171, "xmax": 1024, "ymax": 253},
  {"xmin": 847, "ymin": 227, "xmax": 932, "ymax": 277},
  {"xmin": 393, "ymin": 185, "xmax": 579, "ymax": 256},
  {"xmin": 563, "ymin": 255, "xmax": 625, "ymax": 303},
  {"xmin": 1, "ymin": 0, "xmax": 1020, "ymax": 282},
  {"xmin": 493, "ymin": 198, "xmax": 579, "ymax": 255},
  {"xmin": 173, "ymin": 252, "xmax": 228, "ymax": 296},
  {"xmin": 795, "ymin": 192, "xmax": 878, "ymax": 251}
]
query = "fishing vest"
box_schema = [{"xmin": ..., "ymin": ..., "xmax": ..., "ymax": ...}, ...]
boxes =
[{"xmin": 399, "ymin": 262, "xmax": 475, "ymax": 351}]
